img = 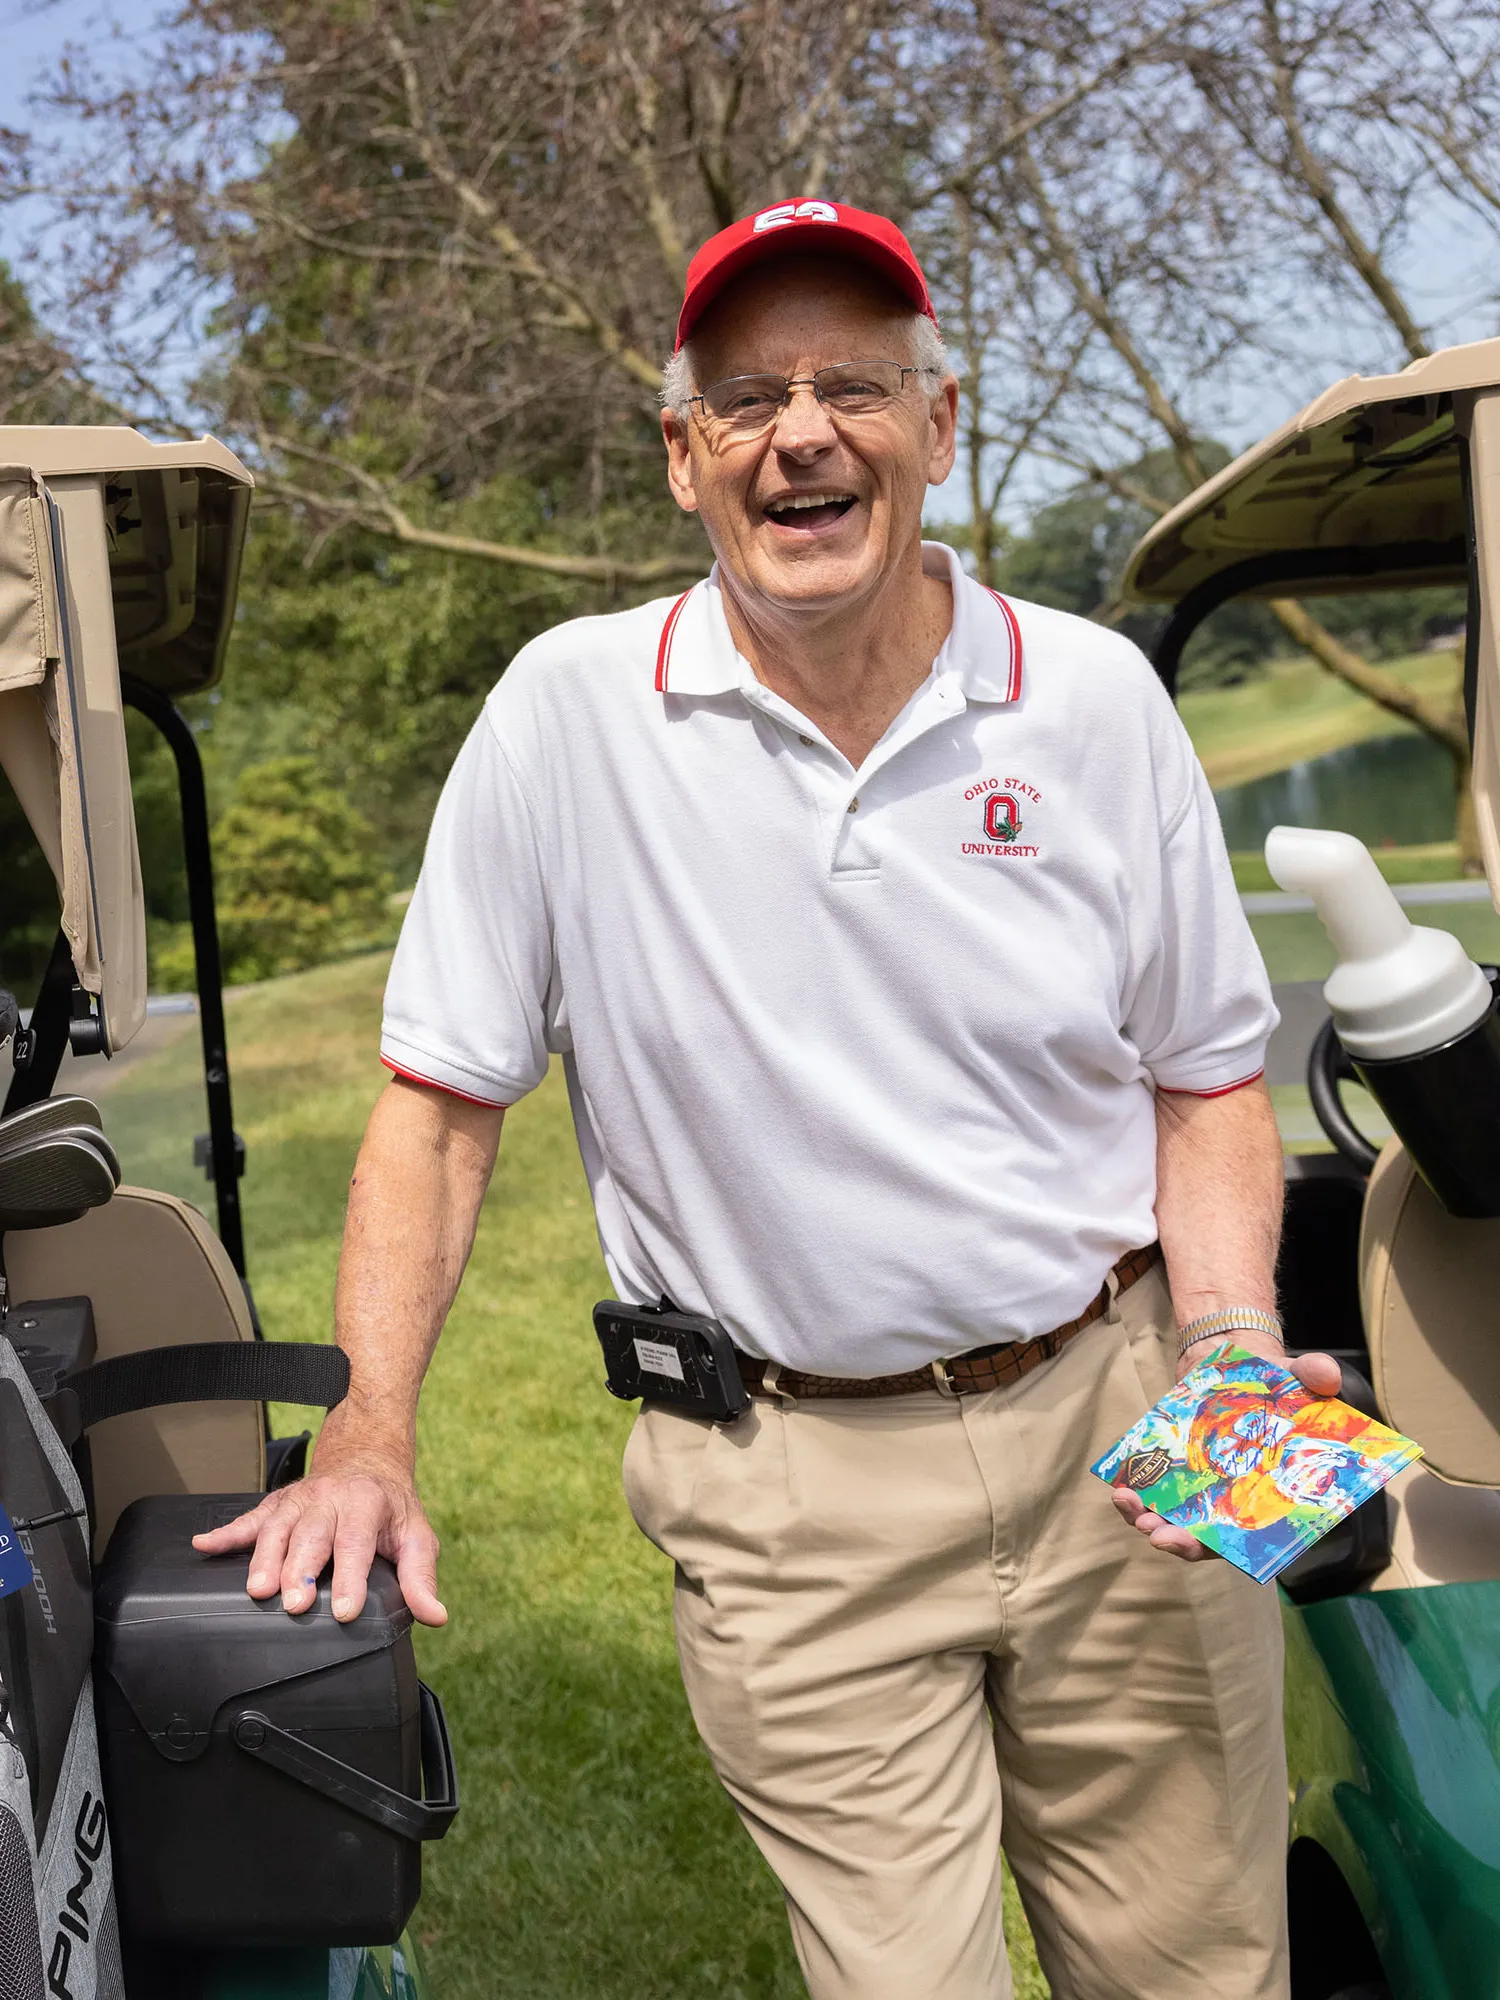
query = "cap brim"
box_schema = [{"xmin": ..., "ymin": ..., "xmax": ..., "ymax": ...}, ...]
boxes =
[{"xmin": 676, "ymin": 226, "xmax": 931, "ymax": 349}]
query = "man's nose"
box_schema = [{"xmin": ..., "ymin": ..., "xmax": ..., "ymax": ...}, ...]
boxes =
[{"xmin": 769, "ymin": 382, "xmax": 838, "ymax": 459}]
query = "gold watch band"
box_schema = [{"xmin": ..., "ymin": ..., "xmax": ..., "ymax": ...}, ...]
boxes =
[{"xmin": 1175, "ymin": 1307, "xmax": 1284, "ymax": 1361}]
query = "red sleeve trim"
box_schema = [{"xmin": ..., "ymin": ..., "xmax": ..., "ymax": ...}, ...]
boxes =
[
  {"xmin": 654, "ymin": 589, "xmax": 693, "ymax": 692},
  {"xmin": 381, "ymin": 1055, "xmax": 509, "ymax": 1109},
  {"xmin": 982, "ymin": 587, "xmax": 1024, "ymax": 701},
  {"xmin": 1158, "ymin": 1069, "xmax": 1265, "ymax": 1100}
]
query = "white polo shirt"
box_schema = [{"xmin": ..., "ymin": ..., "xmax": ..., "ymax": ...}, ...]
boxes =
[{"xmin": 382, "ymin": 543, "xmax": 1276, "ymax": 1374}]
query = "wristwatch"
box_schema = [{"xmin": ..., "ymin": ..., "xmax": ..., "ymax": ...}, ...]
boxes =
[{"xmin": 1175, "ymin": 1307, "xmax": 1284, "ymax": 1363}]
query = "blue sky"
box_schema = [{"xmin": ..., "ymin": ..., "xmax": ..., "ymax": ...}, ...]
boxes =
[
  {"xmin": 1, "ymin": 0, "xmax": 164, "ymax": 258},
  {"xmin": 0, "ymin": 0, "xmax": 156, "ymax": 140}
]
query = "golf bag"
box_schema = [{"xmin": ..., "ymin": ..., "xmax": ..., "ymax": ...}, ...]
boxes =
[{"xmin": 0, "ymin": 1335, "xmax": 122, "ymax": 2000}]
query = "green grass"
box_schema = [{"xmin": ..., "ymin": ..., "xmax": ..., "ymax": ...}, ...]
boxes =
[
  {"xmin": 1247, "ymin": 899, "xmax": 1500, "ymax": 984},
  {"xmin": 96, "ymin": 953, "xmax": 1049, "ymax": 2000},
  {"xmin": 1180, "ymin": 647, "xmax": 1462, "ymax": 791}
]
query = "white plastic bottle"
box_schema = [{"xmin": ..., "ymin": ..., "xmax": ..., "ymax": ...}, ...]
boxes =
[{"xmin": 1265, "ymin": 826, "xmax": 1500, "ymax": 1215}]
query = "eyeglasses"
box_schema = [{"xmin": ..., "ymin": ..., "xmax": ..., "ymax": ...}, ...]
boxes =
[{"xmin": 688, "ymin": 360, "xmax": 930, "ymax": 436}]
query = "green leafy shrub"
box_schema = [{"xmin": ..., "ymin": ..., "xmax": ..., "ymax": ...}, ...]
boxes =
[
  {"xmin": 212, "ymin": 757, "xmax": 395, "ymax": 984},
  {"xmin": 146, "ymin": 920, "xmax": 198, "ymax": 995}
]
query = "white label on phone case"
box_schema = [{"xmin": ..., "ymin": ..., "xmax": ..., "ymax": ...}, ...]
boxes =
[{"xmin": 634, "ymin": 1337, "xmax": 686, "ymax": 1381}]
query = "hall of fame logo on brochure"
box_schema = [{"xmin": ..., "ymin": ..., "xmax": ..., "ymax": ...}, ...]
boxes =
[{"xmin": 962, "ymin": 777, "xmax": 1041, "ymax": 858}]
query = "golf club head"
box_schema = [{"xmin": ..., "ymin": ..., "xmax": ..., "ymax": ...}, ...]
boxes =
[
  {"xmin": 0, "ymin": 1129, "xmax": 119, "ymax": 1230},
  {"xmin": 48, "ymin": 1122, "xmax": 120, "ymax": 1184},
  {"xmin": 0, "ymin": 1095, "xmax": 104, "ymax": 1151}
]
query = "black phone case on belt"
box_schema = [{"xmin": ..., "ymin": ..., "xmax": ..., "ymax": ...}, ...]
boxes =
[{"xmin": 593, "ymin": 1301, "xmax": 751, "ymax": 1422}]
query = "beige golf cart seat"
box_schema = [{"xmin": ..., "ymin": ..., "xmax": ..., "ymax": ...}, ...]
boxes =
[
  {"xmin": 1358, "ymin": 1140, "xmax": 1500, "ymax": 1587},
  {"xmin": 5, "ymin": 1193, "xmax": 264, "ymax": 1549},
  {"xmin": 1, "ymin": 429, "xmax": 263, "ymax": 1548}
]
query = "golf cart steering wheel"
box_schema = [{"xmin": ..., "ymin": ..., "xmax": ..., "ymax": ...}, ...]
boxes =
[{"xmin": 1307, "ymin": 1016, "xmax": 1381, "ymax": 1174}]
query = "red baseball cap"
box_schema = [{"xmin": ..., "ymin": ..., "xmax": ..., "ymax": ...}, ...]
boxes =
[{"xmin": 675, "ymin": 199, "xmax": 937, "ymax": 351}]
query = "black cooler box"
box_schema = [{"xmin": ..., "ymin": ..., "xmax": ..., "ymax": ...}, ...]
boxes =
[{"xmin": 94, "ymin": 1494, "xmax": 457, "ymax": 1946}]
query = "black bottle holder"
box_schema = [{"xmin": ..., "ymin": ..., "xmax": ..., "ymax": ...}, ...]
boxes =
[{"xmin": 1353, "ymin": 996, "xmax": 1500, "ymax": 1218}]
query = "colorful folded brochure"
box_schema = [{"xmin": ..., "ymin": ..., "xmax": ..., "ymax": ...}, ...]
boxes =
[{"xmin": 1091, "ymin": 1345, "xmax": 1423, "ymax": 1585}]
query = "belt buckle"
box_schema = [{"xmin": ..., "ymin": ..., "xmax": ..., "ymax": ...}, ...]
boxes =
[{"xmin": 930, "ymin": 1358, "xmax": 961, "ymax": 1399}]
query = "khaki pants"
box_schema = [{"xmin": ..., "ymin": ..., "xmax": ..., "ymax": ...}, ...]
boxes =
[{"xmin": 622, "ymin": 1265, "xmax": 1289, "ymax": 2000}]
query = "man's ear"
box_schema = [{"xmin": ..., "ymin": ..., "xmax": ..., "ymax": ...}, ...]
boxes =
[
  {"xmin": 662, "ymin": 409, "xmax": 699, "ymax": 515},
  {"xmin": 926, "ymin": 377, "xmax": 960, "ymax": 488}
]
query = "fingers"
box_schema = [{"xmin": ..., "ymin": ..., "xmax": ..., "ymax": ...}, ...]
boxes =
[
  {"xmin": 330, "ymin": 1503, "xmax": 381, "ymax": 1625},
  {"xmin": 246, "ymin": 1506, "xmax": 298, "ymax": 1599},
  {"xmin": 192, "ymin": 1502, "xmax": 269, "ymax": 1554},
  {"xmin": 1111, "ymin": 1484, "xmax": 1214, "ymax": 1562},
  {"xmin": 394, "ymin": 1517, "xmax": 449, "ymax": 1628},
  {"xmin": 279, "ymin": 1495, "xmax": 339, "ymax": 1615},
  {"xmin": 1144, "ymin": 1522, "xmax": 1210, "ymax": 1560},
  {"xmin": 193, "ymin": 1474, "xmax": 448, "ymax": 1624},
  {"xmin": 1289, "ymin": 1349, "xmax": 1343, "ymax": 1398},
  {"xmin": 195, "ymin": 1499, "xmax": 292, "ymax": 1602}
]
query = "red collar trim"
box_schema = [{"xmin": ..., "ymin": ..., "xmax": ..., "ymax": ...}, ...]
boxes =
[
  {"xmin": 654, "ymin": 589, "xmax": 694, "ymax": 693},
  {"xmin": 981, "ymin": 587, "xmax": 1024, "ymax": 702},
  {"xmin": 656, "ymin": 573, "xmax": 1023, "ymax": 704}
]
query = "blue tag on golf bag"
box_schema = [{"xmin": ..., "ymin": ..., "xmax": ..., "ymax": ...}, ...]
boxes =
[{"xmin": 0, "ymin": 1499, "xmax": 34, "ymax": 1599}]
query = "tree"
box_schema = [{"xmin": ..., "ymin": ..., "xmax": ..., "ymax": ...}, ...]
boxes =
[
  {"xmin": 994, "ymin": 448, "xmax": 1286, "ymax": 685},
  {"xmin": 207, "ymin": 756, "xmax": 393, "ymax": 985},
  {"xmin": 915, "ymin": 0, "xmax": 1491, "ymax": 865},
  {"xmin": 6, "ymin": 0, "xmax": 921, "ymax": 587},
  {"xmin": 1182, "ymin": 0, "xmax": 1479, "ymax": 861},
  {"xmin": 0, "ymin": 261, "xmax": 86, "ymax": 424},
  {"xmin": 7, "ymin": 0, "xmax": 1500, "ymax": 877}
]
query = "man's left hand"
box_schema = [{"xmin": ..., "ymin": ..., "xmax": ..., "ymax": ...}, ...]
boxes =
[{"xmin": 1110, "ymin": 1334, "xmax": 1343, "ymax": 1563}]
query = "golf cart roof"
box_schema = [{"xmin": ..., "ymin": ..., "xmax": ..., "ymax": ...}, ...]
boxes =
[
  {"xmin": 1121, "ymin": 338, "xmax": 1500, "ymax": 608},
  {"xmin": 1120, "ymin": 334, "xmax": 1500, "ymax": 908},
  {"xmin": 0, "ymin": 426, "xmax": 253, "ymax": 694},
  {"xmin": 0, "ymin": 428, "xmax": 253, "ymax": 1055}
]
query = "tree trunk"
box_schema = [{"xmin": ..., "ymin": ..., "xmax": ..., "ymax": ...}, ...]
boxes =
[
  {"xmin": 1268, "ymin": 599, "xmax": 1476, "ymax": 869},
  {"xmin": 970, "ymin": 496, "xmax": 996, "ymax": 590},
  {"xmin": 1453, "ymin": 745, "xmax": 1484, "ymax": 877}
]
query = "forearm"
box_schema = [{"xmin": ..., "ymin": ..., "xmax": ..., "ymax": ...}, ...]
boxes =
[
  {"xmin": 1118, "ymin": 1080, "xmax": 1338, "ymax": 1561},
  {"xmin": 1153, "ymin": 1079, "xmax": 1283, "ymax": 1332},
  {"xmin": 320, "ymin": 1075, "xmax": 504, "ymax": 1473}
]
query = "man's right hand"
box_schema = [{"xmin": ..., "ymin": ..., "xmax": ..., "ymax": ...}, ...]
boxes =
[
  {"xmin": 191, "ymin": 1444, "xmax": 448, "ymax": 1627},
  {"xmin": 195, "ymin": 1074, "xmax": 503, "ymax": 1629}
]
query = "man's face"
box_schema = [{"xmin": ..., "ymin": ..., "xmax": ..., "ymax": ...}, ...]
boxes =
[{"xmin": 662, "ymin": 257, "xmax": 957, "ymax": 618}]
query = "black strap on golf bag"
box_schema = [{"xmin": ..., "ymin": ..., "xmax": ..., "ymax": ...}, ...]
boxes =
[{"xmin": 44, "ymin": 1342, "xmax": 350, "ymax": 1447}]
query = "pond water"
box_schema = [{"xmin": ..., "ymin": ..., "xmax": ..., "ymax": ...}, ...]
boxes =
[{"xmin": 1213, "ymin": 730, "xmax": 1457, "ymax": 851}]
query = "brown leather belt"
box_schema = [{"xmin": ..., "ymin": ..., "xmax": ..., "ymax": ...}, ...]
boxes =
[{"xmin": 739, "ymin": 1243, "xmax": 1163, "ymax": 1401}]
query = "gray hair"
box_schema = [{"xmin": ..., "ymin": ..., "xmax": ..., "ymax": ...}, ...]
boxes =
[{"xmin": 660, "ymin": 313, "xmax": 952, "ymax": 416}]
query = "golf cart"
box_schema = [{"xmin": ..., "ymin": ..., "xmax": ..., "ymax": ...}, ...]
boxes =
[
  {"xmin": 1123, "ymin": 342, "xmax": 1500, "ymax": 2000},
  {"xmin": 0, "ymin": 430, "xmax": 453, "ymax": 2000}
]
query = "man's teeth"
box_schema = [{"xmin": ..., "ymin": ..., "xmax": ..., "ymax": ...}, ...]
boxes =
[{"xmin": 770, "ymin": 493, "xmax": 855, "ymax": 512}]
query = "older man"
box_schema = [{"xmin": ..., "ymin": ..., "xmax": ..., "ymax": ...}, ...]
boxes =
[{"xmin": 200, "ymin": 203, "xmax": 1334, "ymax": 1999}]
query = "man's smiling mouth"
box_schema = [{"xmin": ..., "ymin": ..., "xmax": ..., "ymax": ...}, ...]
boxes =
[{"xmin": 763, "ymin": 492, "xmax": 858, "ymax": 529}]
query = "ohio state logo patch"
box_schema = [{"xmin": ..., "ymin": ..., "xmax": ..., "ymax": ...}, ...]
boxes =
[
  {"xmin": 983, "ymin": 792, "xmax": 1022, "ymax": 842},
  {"xmin": 963, "ymin": 777, "xmax": 1040, "ymax": 858}
]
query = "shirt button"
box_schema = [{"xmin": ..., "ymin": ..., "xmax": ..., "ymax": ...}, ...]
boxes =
[
  {"xmin": 799, "ymin": 734, "xmax": 814, "ymax": 747},
  {"xmin": 847, "ymin": 797, "xmax": 859, "ymax": 814}
]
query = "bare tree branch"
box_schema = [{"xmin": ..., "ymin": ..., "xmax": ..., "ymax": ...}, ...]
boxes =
[
  {"xmin": 380, "ymin": 26, "xmax": 666, "ymax": 392},
  {"xmin": 261, "ymin": 473, "xmax": 703, "ymax": 583},
  {"xmin": 1255, "ymin": 0, "xmax": 1431, "ymax": 362},
  {"xmin": 1266, "ymin": 596, "xmax": 1465, "ymax": 752}
]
